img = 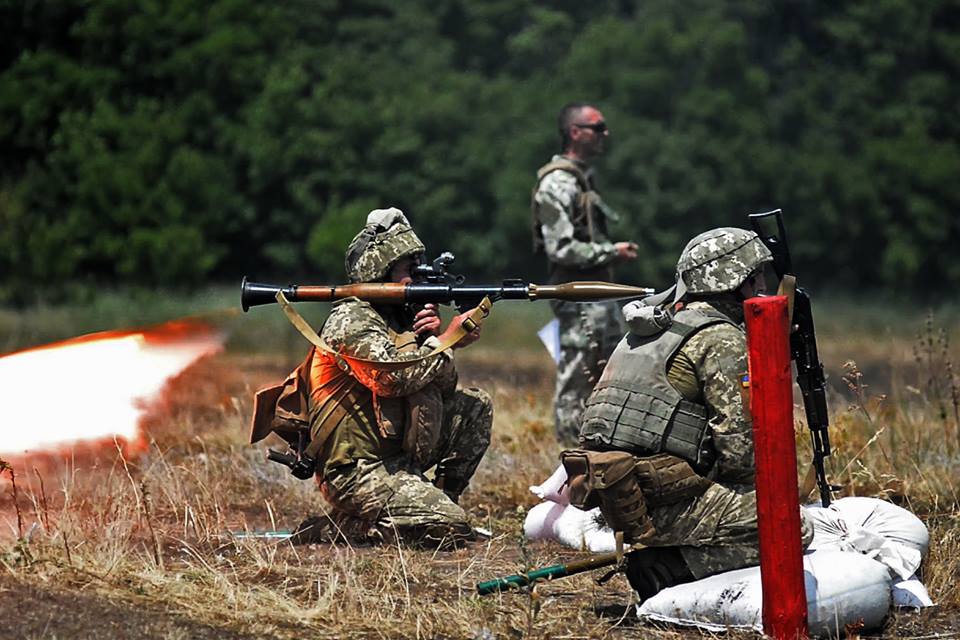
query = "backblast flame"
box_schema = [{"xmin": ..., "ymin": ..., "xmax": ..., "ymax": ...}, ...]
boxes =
[{"xmin": 0, "ymin": 319, "xmax": 224, "ymax": 455}]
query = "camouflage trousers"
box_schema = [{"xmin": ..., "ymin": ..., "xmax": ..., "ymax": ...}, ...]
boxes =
[
  {"xmin": 319, "ymin": 388, "xmax": 492, "ymax": 549},
  {"xmin": 551, "ymin": 300, "xmax": 624, "ymax": 444},
  {"xmin": 644, "ymin": 485, "xmax": 814, "ymax": 578}
]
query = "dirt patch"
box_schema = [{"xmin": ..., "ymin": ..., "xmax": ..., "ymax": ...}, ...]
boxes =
[
  {"xmin": 0, "ymin": 576, "xmax": 261, "ymax": 639},
  {"xmin": 885, "ymin": 605, "xmax": 960, "ymax": 635}
]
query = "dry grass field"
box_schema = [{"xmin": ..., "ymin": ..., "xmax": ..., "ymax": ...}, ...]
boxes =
[{"xmin": 2, "ymin": 299, "xmax": 960, "ymax": 638}]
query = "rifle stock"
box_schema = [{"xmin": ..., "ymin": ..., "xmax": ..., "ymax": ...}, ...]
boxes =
[{"xmin": 749, "ymin": 209, "xmax": 836, "ymax": 506}]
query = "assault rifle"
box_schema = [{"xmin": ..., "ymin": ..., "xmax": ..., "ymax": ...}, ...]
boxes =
[
  {"xmin": 749, "ymin": 209, "xmax": 837, "ymax": 507},
  {"xmin": 240, "ymin": 252, "xmax": 654, "ymax": 313}
]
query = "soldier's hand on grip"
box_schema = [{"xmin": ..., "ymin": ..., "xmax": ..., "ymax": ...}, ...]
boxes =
[{"xmin": 413, "ymin": 303, "xmax": 442, "ymax": 336}]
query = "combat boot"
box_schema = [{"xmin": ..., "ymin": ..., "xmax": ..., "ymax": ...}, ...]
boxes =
[
  {"xmin": 625, "ymin": 547, "xmax": 695, "ymax": 601},
  {"xmin": 290, "ymin": 516, "xmax": 335, "ymax": 545},
  {"xmin": 290, "ymin": 513, "xmax": 374, "ymax": 545},
  {"xmin": 433, "ymin": 476, "xmax": 470, "ymax": 504}
]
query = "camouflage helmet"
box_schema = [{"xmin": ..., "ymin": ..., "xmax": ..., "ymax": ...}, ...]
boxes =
[
  {"xmin": 344, "ymin": 207, "xmax": 425, "ymax": 283},
  {"xmin": 676, "ymin": 227, "xmax": 772, "ymax": 297}
]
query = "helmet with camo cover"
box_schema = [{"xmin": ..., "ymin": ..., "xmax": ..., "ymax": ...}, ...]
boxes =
[
  {"xmin": 344, "ymin": 208, "xmax": 425, "ymax": 283},
  {"xmin": 677, "ymin": 227, "xmax": 772, "ymax": 296},
  {"xmin": 639, "ymin": 227, "xmax": 772, "ymax": 308}
]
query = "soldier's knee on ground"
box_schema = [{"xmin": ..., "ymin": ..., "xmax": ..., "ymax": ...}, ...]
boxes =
[
  {"xmin": 339, "ymin": 499, "xmax": 476, "ymax": 550},
  {"xmin": 290, "ymin": 512, "xmax": 377, "ymax": 546}
]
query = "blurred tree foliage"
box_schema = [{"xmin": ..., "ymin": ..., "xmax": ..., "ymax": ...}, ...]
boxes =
[{"xmin": 1, "ymin": 0, "xmax": 958, "ymax": 302}]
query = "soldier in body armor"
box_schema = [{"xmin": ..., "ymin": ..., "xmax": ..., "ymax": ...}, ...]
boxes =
[
  {"xmin": 254, "ymin": 208, "xmax": 492, "ymax": 549},
  {"xmin": 532, "ymin": 103, "xmax": 639, "ymax": 444},
  {"xmin": 561, "ymin": 227, "xmax": 813, "ymax": 599}
]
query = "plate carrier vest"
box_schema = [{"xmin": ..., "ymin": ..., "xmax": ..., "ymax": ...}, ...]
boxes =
[
  {"xmin": 531, "ymin": 158, "xmax": 611, "ymax": 283},
  {"xmin": 579, "ymin": 305, "xmax": 740, "ymax": 472}
]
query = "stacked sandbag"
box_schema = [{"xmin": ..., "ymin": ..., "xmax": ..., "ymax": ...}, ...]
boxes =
[
  {"xmin": 805, "ymin": 497, "xmax": 933, "ymax": 608},
  {"xmin": 523, "ymin": 501, "xmax": 616, "ymax": 553},
  {"xmin": 637, "ymin": 550, "xmax": 892, "ymax": 635},
  {"xmin": 637, "ymin": 497, "xmax": 933, "ymax": 635},
  {"xmin": 525, "ymin": 467, "xmax": 933, "ymax": 635},
  {"xmin": 525, "ymin": 465, "xmax": 617, "ymax": 552}
]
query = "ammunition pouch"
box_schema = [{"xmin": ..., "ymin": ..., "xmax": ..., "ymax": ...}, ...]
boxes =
[
  {"xmin": 561, "ymin": 450, "xmax": 654, "ymax": 544},
  {"xmin": 386, "ymin": 329, "xmax": 453, "ymax": 470},
  {"xmin": 249, "ymin": 346, "xmax": 367, "ymax": 481},
  {"xmin": 373, "ymin": 329, "xmax": 419, "ymax": 440},
  {"xmin": 250, "ymin": 350, "xmax": 317, "ymax": 479},
  {"xmin": 372, "ymin": 394, "xmax": 406, "ymax": 439},
  {"xmin": 561, "ymin": 450, "xmax": 712, "ymax": 545},
  {"xmin": 250, "ymin": 350, "xmax": 312, "ymax": 447},
  {"xmin": 633, "ymin": 454, "xmax": 711, "ymax": 507}
]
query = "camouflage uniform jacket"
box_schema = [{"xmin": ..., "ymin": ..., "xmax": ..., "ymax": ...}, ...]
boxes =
[
  {"xmin": 532, "ymin": 155, "xmax": 619, "ymax": 281},
  {"xmin": 311, "ymin": 298, "xmax": 456, "ymax": 476},
  {"xmin": 667, "ymin": 298, "xmax": 753, "ymax": 486}
]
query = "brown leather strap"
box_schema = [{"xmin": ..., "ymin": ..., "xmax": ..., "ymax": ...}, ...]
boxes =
[
  {"xmin": 275, "ymin": 291, "xmax": 492, "ymax": 372},
  {"xmin": 777, "ymin": 274, "xmax": 797, "ymax": 324}
]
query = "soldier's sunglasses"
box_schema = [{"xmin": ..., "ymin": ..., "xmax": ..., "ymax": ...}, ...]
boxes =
[{"xmin": 572, "ymin": 121, "xmax": 608, "ymax": 133}]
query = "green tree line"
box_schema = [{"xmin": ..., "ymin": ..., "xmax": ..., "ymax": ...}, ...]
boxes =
[{"xmin": 2, "ymin": 0, "xmax": 958, "ymax": 302}]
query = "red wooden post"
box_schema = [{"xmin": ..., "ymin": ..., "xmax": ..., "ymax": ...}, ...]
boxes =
[{"xmin": 745, "ymin": 296, "xmax": 808, "ymax": 640}]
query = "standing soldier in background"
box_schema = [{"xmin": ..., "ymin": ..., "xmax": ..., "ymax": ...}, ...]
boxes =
[{"xmin": 532, "ymin": 102, "xmax": 639, "ymax": 444}]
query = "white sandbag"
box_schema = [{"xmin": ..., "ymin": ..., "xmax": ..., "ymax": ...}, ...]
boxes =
[
  {"xmin": 524, "ymin": 502, "xmax": 564, "ymax": 542},
  {"xmin": 806, "ymin": 497, "xmax": 929, "ymax": 580},
  {"xmin": 638, "ymin": 550, "xmax": 892, "ymax": 637},
  {"xmin": 892, "ymin": 577, "xmax": 934, "ymax": 608},
  {"xmin": 529, "ymin": 465, "xmax": 569, "ymax": 504},
  {"xmin": 523, "ymin": 502, "xmax": 616, "ymax": 552}
]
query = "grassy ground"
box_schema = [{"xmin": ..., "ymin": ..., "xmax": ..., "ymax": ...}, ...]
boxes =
[{"xmin": 1, "ymin": 293, "xmax": 960, "ymax": 638}]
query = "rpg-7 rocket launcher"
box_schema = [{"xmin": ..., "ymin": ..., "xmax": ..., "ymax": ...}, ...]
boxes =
[
  {"xmin": 240, "ymin": 252, "xmax": 654, "ymax": 313},
  {"xmin": 749, "ymin": 209, "xmax": 838, "ymax": 507},
  {"xmin": 242, "ymin": 253, "xmax": 653, "ymax": 479}
]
